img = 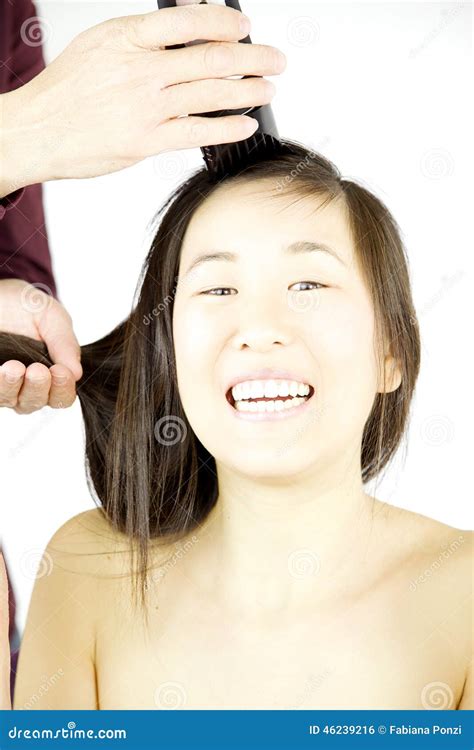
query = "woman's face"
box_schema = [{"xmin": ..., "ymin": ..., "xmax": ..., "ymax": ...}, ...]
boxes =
[{"xmin": 172, "ymin": 179, "xmax": 399, "ymax": 479}]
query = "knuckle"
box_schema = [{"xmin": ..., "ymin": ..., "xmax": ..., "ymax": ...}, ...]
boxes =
[
  {"xmin": 184, "ymin": 118, "xmax": 208, "ymax": 145},
  {"xmin": 203, "ymin": 42, "xmax": 235, "ymax": 75}
]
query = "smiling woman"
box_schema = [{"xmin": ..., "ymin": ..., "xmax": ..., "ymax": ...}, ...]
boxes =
[{"xmin": 0, "ymin": 139, "xmax": 471, "ymax": 710}]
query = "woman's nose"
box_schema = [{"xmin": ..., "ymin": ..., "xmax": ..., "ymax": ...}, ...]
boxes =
[{"xmin": 232, "ymin": 300, "xmax": 292, "ymax": 351}]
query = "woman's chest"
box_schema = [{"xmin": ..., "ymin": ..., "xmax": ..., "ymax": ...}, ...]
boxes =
[{"xmin": 95, "ymin": 580, "xmax": 463, "ymax": 710}]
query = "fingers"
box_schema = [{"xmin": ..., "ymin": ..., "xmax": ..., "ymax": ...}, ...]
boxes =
[
  {"xmin": 0, "ymin": 361, "xmax": 25, "ymax": 408},
  {"xmin": 0, "ymin": 362, "xmax": 77, "ymax": 414},
  {"xmin": 161, "ymin": 41, "xmax": 286, "ymax": 88},
  {"xmin": 155, "ymin": 113, "xmax": 260, "ymax": 152},
  {"xmin": 130, "ymin": 4, "xmax": 251, "ymax": 49},
  {"xmin": 47, "ymin": 364, "xmax": 77, "ymax": 409},
  {"xmin": 36, "ymin": 306, "xmax": 83, "ymax": 382},
  {"xmin": 161, "ymin": 75, "xmax": 276, "ymax": 119},
  {"xmin": 12, "ymin": 363, "xmax": 51, "ymax": 415}
]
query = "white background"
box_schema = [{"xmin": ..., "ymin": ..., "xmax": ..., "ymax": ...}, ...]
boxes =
[{"xmin": 0, "ymin": 0, "xmax": 472, "ymax": 632}]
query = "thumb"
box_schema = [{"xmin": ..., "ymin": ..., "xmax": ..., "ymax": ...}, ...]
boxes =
[{"xmin": 37, "ymin": 305, "xmax": 83, "ymax": 381}]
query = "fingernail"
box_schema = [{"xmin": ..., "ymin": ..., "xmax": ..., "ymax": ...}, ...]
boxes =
[
  {"xmin": 240, "ymin": 14, "xmax": 251, "ymax": 35},
  {"xmin": 52, "ymin": 376, "xmax": 67, "ymax": 385},
  {"xmin": 5, "ymin": 374, "xmax": 20, "ymax": 384}
]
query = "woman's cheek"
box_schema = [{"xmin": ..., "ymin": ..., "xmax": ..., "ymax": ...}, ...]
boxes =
[{"xmin": 310, "ymin": 297, "xmax": 378, "ymax": 430}]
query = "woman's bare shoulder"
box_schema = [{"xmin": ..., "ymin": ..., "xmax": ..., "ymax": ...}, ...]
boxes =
[
  {"xmin": 372, "ymin": 498, "xmax": 472, "ymax": 680},
  {"xmin": 46, "ymin": 507, "xmax": 179, "ymax": 588},
  {"xmin": 44, "ymin": 508, "xmax": 131, "ymax": 576},
  {"xmin": 370, "ymin": 496, "xmax": 471, "ymax": 560}
]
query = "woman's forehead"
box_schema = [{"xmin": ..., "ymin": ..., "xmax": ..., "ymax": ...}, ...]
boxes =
[{"xmin": 181, "ymin": 180, "xmax": 354, "ymax": 268}]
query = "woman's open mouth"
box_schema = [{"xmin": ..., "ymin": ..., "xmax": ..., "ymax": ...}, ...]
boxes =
[{"xmin": 225, "ymin": 379, "xmax": 315, "ymax": 417}]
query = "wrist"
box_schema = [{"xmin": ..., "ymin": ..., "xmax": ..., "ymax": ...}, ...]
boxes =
[{"xmin": 0, "ymin": 85, "xmax": 57, "ymax": 197}]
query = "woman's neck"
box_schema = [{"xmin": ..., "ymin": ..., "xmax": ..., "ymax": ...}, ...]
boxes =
[{"xmin": 191, "ymin": 452, "xmax": 379, "ymax": 618}]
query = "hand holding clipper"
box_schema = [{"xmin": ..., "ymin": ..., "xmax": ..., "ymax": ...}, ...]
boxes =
[{"xmin": 157, "ymin": 0, "xmax": 287, "ymax": 181}]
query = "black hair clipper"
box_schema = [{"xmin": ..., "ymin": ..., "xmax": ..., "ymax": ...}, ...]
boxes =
[{"xmin": 156, "ymin": 0, "xmax": 284, "ymax": 182}]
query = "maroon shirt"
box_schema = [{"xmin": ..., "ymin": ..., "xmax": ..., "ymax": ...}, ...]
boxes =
[
  {"xmin": 0, "ymin": 0, "xmax": 57, "ymax": 298},
  {"xmin": 1, "ymin": 0, "xmax": 59, "ymax": 703}
]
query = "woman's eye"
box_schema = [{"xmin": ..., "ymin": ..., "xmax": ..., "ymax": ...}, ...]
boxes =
[
  {"xmin": 200, "ymin": 288, "xmax": 236, "ymax": 296},
  {"xmin": 290, "ymin": 281, "xmax": 326, "ymax": 292}
]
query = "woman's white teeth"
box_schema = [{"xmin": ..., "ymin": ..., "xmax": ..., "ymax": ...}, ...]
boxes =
[
  {"xmin": 230, "ymin": 379, "xmax": 312, "ymax": 413},
  {"xmin": 231, "ymin": 379, "xmax": 310, "ymax": 402},
  {"xmin": 235, "ymin": 396, "xmax": 307, "ymax": 413}
]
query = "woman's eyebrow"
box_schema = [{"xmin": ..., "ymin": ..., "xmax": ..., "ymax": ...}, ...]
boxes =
[{"xmin": 184, "ymin": 240, "xmax": 346, "ymax": 276}]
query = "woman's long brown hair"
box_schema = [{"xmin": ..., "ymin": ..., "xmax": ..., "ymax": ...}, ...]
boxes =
[{"xmin": 0, "ymin": 140, "xmax": 421, "ymax": 606}]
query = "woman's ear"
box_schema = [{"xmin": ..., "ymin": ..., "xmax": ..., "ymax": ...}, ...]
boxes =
[{"xmin": 378, "ymin": 354, "xmax": 402, "ymax": 393}]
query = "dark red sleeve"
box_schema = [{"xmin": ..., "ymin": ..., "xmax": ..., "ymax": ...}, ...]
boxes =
[{"xmin": 0, "ymin": 0, "xmax": 57, "ymax": 298}]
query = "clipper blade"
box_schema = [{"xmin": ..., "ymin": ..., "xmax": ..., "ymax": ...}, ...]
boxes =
[{"xmin": 199, "ymin": 101, "xmax": 284, "ymax": 183}]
